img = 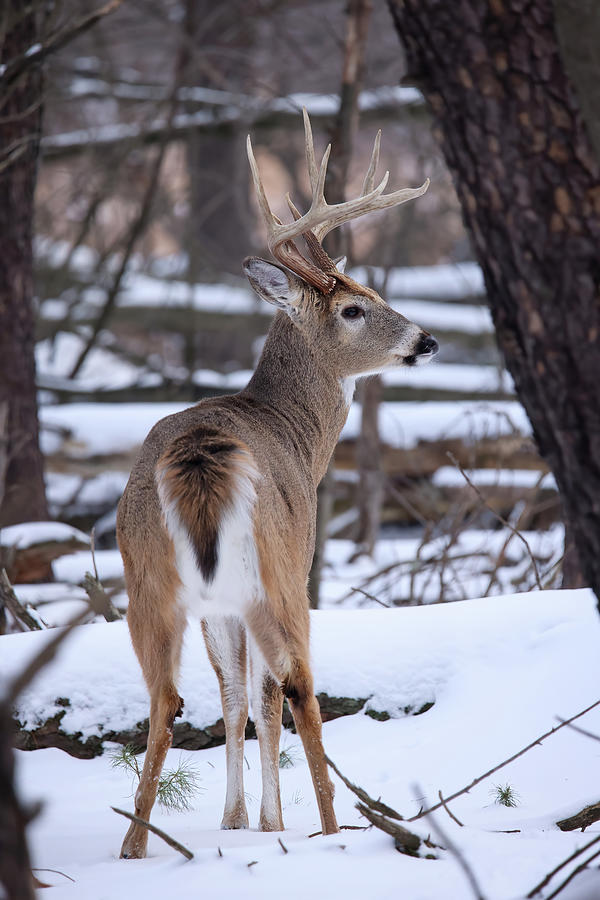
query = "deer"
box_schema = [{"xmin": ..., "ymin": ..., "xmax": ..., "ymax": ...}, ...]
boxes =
[{"xmin": 118, "ymin": 109, "xmax": 438, "ymax": 859}]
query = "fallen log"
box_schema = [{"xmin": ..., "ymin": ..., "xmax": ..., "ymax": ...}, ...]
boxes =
[{"xmin": 14, "ymin": 692, "xmax": 369, "ymax": 759}]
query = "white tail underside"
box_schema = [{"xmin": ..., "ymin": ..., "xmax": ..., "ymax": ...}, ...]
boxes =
[{"xmin": 156, "ymin": 457, "xmax": 263, "ymax": 618}]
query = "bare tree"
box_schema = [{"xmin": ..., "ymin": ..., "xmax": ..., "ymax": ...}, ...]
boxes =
[
  {"xmin": 0, "ymin": 0, "xmax": 123, "ymax": 527},
  {"xmin": 389, "ymin": 0, "xmax": 600, "ymax": 602},
  {"xmin": 0, "ymin": 3, "xmax": 48, "ymax": 527},
  {"xmin": 308, "ymin": 0, "xmax": 374, "ymax": 607}
]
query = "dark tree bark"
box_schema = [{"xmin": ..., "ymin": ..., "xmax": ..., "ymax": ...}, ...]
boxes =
[
  {"xmin": 0, "ymin": 703, "xmax": 35, "ymax": 900},
  {"xmin": 388, "ymin": 0, "xmax": 600, "ymax": 605},
  {"xmin": 0, "ymin": 4, "xmax": 49, "ymax": 527}
]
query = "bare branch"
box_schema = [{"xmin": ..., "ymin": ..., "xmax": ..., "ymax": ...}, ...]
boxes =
[
  {"xmin": 82, "ymin": 529, "xmax": 122, "ymax": 622},
  {"xmin": 111, "ymin": 807, "xmax": 193, "ymax": 860},
  {"xmin": 0, "ymin": 1, "xmax": 124, "ymax": 89},
  {"xmin": 447, "ymin": 451, "xmax": 542, "ymax": 590},
  {"xmin": 355, "ymin": 802, "xmax": 423, "ymax": 856},
  {"xmin": 438, "ymin": 790, "xmax": 464, "ymax": 827},
  {"xmin": 6, "ymin": 609, "xmax": 89, "ymax": 704},
  {"xmin": 408, "ymin": 697, "xmax": 600, "ymax": 822},
  {"xmin": 544, "ymin": 848, "xmax": 600, "ymax": 900},
  {"xmin": 527, "ymin": 834, "xmax": 600, "ymax": 897},
  {"xmin": 0, "ymin": 568, "xmax": 42, "ymax": 631},
  {"xmin": 413, "ymin": 785, "xmax": 486, "ymax": 900},
  {"xmin": 326, "ymin": 754, "xmax": 404, "ymax": 820}
]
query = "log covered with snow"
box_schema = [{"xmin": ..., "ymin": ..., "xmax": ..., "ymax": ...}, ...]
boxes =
[
  {"xmin": 2, "ymin": 590, "xmax": 598, "ymax": 760},
  {"xmin": 0, "ymin": 522, "xmax": 90, "ymax": 584}
]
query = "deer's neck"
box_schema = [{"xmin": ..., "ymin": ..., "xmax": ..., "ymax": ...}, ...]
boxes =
[{"xmin": 242, "ymin": 312, "xmax": 350, "ymax": 484}]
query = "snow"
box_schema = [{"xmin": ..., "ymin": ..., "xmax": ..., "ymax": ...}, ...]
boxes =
[
  {"xmin": 40, "ymin": 400, "xmax": 531, "ymax": 459},
  {"xmin": 382, "ymin": 362, "xmax": 512, "ymax": 393},
  {"xmin": 36, "ymin": 332, "xmax": 149, "ymax": 391},
  {"xmin": 6, "ymin": 588, "xmax": 600, "ymax": 898},
  {"xmin": 354, "ymin": 261, "xmax": 485, "ymax": 299},
  {"xmin": 0, "ymin": 521, "xmax": 89, "ymax": 550},
  {"xmin": 46, "ymin": 471, "xmax": 130, "ymax": 513},
  {"xmin": 433, "ymin": 466, "xmax": 557, "ymax": 490},
  {"xmin": 342, "ymin": 400, "xmax": 531, "ymax": 447},
  {"xmin": 390, "ymin": 297, "xmax": 493, "ymax": 334}
]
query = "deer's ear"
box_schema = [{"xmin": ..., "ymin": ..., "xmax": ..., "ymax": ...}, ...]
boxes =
[
  {"xmin": 243, "ymin": 257, "xmax": 304, "ymax": 315},
  {"xmin": 334, "ymin": 256, "xmax": 347, "ymax": 274}
]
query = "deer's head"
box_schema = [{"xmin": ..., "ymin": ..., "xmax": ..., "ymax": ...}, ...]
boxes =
[{"xmin": 244, "ymin": 110, "xmax": 438, "ymax": 380}]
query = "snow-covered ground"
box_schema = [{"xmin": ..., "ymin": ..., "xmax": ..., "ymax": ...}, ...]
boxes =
[{"xmin": 6, "ymin": 588, "xmax": 600, "ymax": 899}]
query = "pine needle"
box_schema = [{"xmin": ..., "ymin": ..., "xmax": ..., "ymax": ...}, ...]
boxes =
[
  {"xmin": 110, "ymin": 745, "xmax": 201, "ymax": 812},
  {"xmin": 157, "ymin": 758, "xmax": 201, "ymax": 812}
]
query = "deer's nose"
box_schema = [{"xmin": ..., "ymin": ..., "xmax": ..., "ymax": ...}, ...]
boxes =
[{"xmin": 417, "ymin": 334, "xmax": 439, "ymax": 356}]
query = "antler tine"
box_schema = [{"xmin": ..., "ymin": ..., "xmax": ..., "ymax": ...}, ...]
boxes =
[
  {"xmin": 361, "ymin": 130, "xmax": 381, "ymax": 197},
  {"xmin": 302, "ymin": 107, "xmax": 319, "ymax": 193},
  {"xmin": 246, "ymin": 134, "xmax": 277, "ymax": 227}
]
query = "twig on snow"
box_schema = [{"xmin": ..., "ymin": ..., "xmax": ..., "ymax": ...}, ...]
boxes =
[
  {"xmin": 326, "ymin": 755, "xmax": 403, "ymax": 820},
  {"xmin": 527, "ymin": 834, "xmax": 600, "ymax": 897},
  {"xmin": 438, "ymin": 790, "xmax": 464, "ymax": 827},
  {"xmin": 408, "ymin": 698, "xmax": 600, "ymax": 822},
  {"xmin": 544, "ymin": 848, "xmax": 600, "ymax": 900},
  {"xmin": 414, "ymin": 785, "xmax": 486, "ymax": 900},
  {"xmin": 111, "ymin": 807, "xmax": 193, "ymax": 860}
]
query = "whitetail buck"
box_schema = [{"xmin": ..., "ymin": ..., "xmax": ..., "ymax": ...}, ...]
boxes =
[{"xmin": 118, "ymin": 110, "xmax": 437, "ymax": 858}]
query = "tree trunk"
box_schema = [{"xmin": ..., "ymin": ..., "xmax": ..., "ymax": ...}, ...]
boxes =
[
  {"xmin": 389, "ymin": 0, "xmax": 600, "ymax": 606},
  {"xmin": 0, "ymin": 4, "xmax": 48, "ymax": 527},
  {"xmin": 0, "ymin": 702, "xmax": 34, "ymax": 900},
  {"xmin": 308, "ymin": 0, "xmax": 373, "ymax": 607},
  {"xmin": 354, "ymin": 375, "xmax": 383, "ymax": 556}
]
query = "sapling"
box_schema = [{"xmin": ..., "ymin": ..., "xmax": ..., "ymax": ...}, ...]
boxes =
[
  {"xmin": 279, "ymin": 741, "xmax": 302, "ymax": 769},
  {"xmin": 111, "ymin": 744, "xmax": 201, "ymax": 812},
  {"xmin": 491, "ymin": 782, "xmax": 520, "ymax": 808}
]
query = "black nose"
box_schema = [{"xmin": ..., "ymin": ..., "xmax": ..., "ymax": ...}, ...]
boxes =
[{"xmin": 417, "ymin": 334, "xmax": 439, "ymax": 356}]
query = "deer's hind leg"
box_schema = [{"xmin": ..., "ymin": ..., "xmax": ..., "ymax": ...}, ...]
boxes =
[
  {"xmin": 119, "ymin": 543, "xmax": 185, "ymax": 860},
  {"xmin": 202, "ymin": 616, "xmax": 249, "ymax": 830},
  {"xmin": 246, "ymin": 600, "xmax": 338, "ymax": 836},
  {"xmin": 249, "ymin": 639, "xmax": 284, "ymax": 831}
]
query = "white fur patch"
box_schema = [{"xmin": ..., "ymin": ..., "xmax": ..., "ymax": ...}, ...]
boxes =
[
  {"xmin": 156, "ymin": 456, "xmax": 263, "ymax": 619},
  {"xmin": 340, "ymin": 376, "xmax": 357, "ymax": 408},
  {"xmin": 413, "ymin": 351, "xmax": 435, "ymax": 366}
]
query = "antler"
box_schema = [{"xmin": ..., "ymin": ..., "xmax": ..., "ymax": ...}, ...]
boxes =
[{"xmin": 247, "ymin": 108, "xmax": 429, "ymax": 294}]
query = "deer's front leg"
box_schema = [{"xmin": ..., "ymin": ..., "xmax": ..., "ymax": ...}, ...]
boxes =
[{"xmin": 202, "ymin": 616, "xmax": 249, "ymax": 829}]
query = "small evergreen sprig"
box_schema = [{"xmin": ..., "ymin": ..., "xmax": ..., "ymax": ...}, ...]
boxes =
[
  {"xmin": 279, "ymin": 742, "xmax": 302, "ymax": 769},
  {"xmin": 111, "ymin": 744, "xmax": 201, "ymax": 812},
  {"xmin": 491, "ymin": 782, "xmax": 520, "ymax": 808}
]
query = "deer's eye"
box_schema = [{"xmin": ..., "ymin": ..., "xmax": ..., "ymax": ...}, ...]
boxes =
[{"xmin": 342, "ymin": 305, "xmax": 364, "ymax": 320}]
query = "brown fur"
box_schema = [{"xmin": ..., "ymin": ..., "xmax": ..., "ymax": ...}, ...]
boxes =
[{"xmin": 157, "ymin": 427, "xmax": 251, "ymax": 581}]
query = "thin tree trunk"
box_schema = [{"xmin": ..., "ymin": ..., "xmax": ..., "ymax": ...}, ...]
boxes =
[
  {"xmin": 354, "ymin": 375, "xmax": 383, "ymax": 556},
  {"xmin": 389, "ymin": 0, "xmax": 600, "ymax": 606},
  {"xmin": 0, "ymin": 702, "xmax": 34, "ymax": 900},
  {"xmin": 0, "ymin": 3, "xmax": 48, "ymax": 527},
  {"xmin": 308, "ymin": 0, "xmax": 373, "ymax": 607}
]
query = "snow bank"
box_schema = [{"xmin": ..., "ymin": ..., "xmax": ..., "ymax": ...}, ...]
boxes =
[
  {"xmin": 2, "ymin": 590, "xmax": 596, "ymax": 745},
  {"xmin": 8, "ymin": 587, "xmax": 600, "ymax": 900}
]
